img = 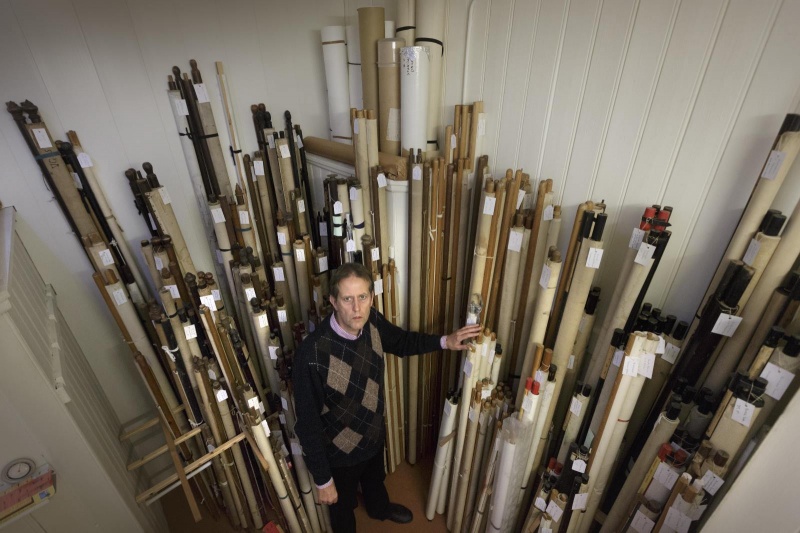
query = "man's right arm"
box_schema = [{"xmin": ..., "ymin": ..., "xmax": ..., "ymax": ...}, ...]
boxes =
[{"xmin": 292, "ymin": 346, "xmax": 334, "ymax": 489}]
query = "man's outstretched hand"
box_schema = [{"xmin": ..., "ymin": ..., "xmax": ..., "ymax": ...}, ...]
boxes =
[
  {"xmin": 445, "ymin": 324, "xmax": 483, "ymax": 350},
  {"xmin": 317, "ymin": 481, "xmax": 338, "ymax": 505}
]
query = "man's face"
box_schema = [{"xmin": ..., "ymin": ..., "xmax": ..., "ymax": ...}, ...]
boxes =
[{"xmin": 329, "ymin": 275, "xmax": 373, "ymax": 336}]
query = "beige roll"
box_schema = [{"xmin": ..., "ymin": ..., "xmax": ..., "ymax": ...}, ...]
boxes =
[
  {"xmin": 289, "ymin": 437, "xmax": 323, "ymax": 533},
  {"xmin": 190, "ymin": 71, "xmax": 233, "ymax": 199},
  {"xmin": 277, "ymin": 297, "xmax": 295, "ymax": 351},
  {"xmin": 253, "ymin": 152, "xmax": 279, "ymax": 255},
  {"xmin": 276, "ymin": 138, "xmax": 295, "ymax": 212},
  {"xmin": 447, "ymin": 345, "xmax": 478, "ymax": 529},
  {"xmin": 407, "ymin": 159, "xmax": 423, "ymax": 464},
  {"xmin": 263, "ymin": 129, "xmax": 285, "ymax": 212},
  {"xmin": 350, "ymin": 183, "xmax": 366, "ymax": 244},
  {"xmin": 293, "ymin": 239, "xmax": 311, "ymax": 328},
  {"xmin": 336, "ymin": 180, "xmax": 351, "ymax": 218},
  {"xmin": 251, "ymin": 417, "xmax": 302, "ymax": 533},
  {"xmin": 252, "ymin": 307, "xmax": 279, "ymax": 396},
  {"xmin": 354, "ymin": 115, "xmax": 373, "ymax": 237},
  {"xmin": 415, "ymin": 0, "xmax": 446, "ymax": 153},
  {"xmin": 557, "ymin": 387, "xmax": 591, "ymax": 464},
  {"xmin": 208, "ymin": 200, "xmax": 236, "ymax": 304},
  {"xmin": 452, "ymin": 390, "xmax": 481, "ymax": 533},
  {"xmin": 602, "ymin": 407, "xmax": 681, "ymax": 532},
  {"xmin": 375, "ymin": 169, "xmax": 390, "ymax": 262},
  {"xmin": 358, "ymin": 7, "xmax": 385, "ymax": 116},
  {"xmin": 464, "ymin": 402, "xmax": 491, "ymax": 525},
  {"xmin": 216, "ymin": 386, "xmax": 262, "ymax": 529},
  {"xmin": 396, "ymin": 0, "xmax": 415, "ymax": 44},
  {"xmin": 86, "ymin": 239, "xmax": 121, "ymax": 287},
  {"xmin": 739, "ymin": 288, "xmax": 790, "ymax": 371},
  {"xmin": 147, "ymin": 184, "xmax": 197, "ymax": 276},
  {"xmin": 277, "ymin": 224, "xmax": 300, "ymax": 323},
  {"xmin": 160, "ymin": 289, "xmax": 199, "ymax": 391},
  {"xmin": 708, "ymin": 393, "xmax": 763, "ymax": 459},
  {"xmin": 496, "ymin": 224, "xmax": 524, "ymax": 355},
  {"xmin": 378, "ymin": 38, "xmax": 403, "ymax": 155}
]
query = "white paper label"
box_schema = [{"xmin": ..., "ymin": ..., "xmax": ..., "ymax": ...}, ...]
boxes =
[
  {"xmin": 664, "ymin": 508, "xmax": 692, "ymax": 533},
  {"xmin": 572, "ymin": 459, "xmax": 587, "ymax": 473},
  {"xmin": 269, "ymin": 346, "xmax": 279, "ymax": 360},
  {"xmin": 761, "ymin": 150, "xmax": 786, "ymax": 180},
  {"xmin": 539, "ymin": 263, "xmax": 552, "ymax": 289},
  {"xmin": 517, "ymin": 190, "xmax": 526, "ymax": 210},
  {"xmin": 112, "ymin": 288, "xmax": 128, "ymax": 306},
  {"xmin": 261, "ymin": 419, "xmax": 271, "ymax": 436},
  {"xmin": 247, "ymin": 396, "xmax": 260, "ymax": 409},
  {"xmin": 732, "ymin": 398, "xmax": 756, "ymax": 427},
  {"xmin": 245, "ymin": 287, "xmax": 257, "ymax": 301},
  {"xmin": 298, "ymin": 199, "xmax": 306, "ymax": 213},
  {"xmin": 347, "ymin": 187, "xmax": 357, "ymax": 202},
  {"xmin": 412, "ymin": 166, "xmax": 422, "ymax": 181},
  {"xmin": 712, "ymin": 314, "xmax": 742, "ymax": 337},
  {"xmin": 377, "ymin": 173, "xmax": 387, "ymax": 188},
  {"xmin": 215, "ymin": 389, "xmax": 228, "ymax": 402},
  {"xmin": 210, "ymin": 206, "xmax": 226, "ymax": 224},
  {"xmin": 166, "ymin": 284, "xmax": 180, "ymax": 298},
  {"xmin": 654, "ymin": 462, "xmax": 679, "ymax": 489},
  {"xmin": 700, "ymin": 470, "xmax": 725, "ymax": 495},
  {"xmin": 469, "ymin": 407, "xmax": 477, "ymax": 423},
  {"xmin": 546, "ymin": 500, "xmax": 563, "ymax": 522},
  {"xmin": 572, "ymin": 492, "xmax": 588, "ymax": 511},
  {"xmin": 295, "ymin": 248, "xmax": 306, "ymax": 262},
  {"xmin": 200, "ymin": 294, "xmax": 217, "ymax": 311},
  {"xmin": 570, "ymin": 396, "xmax": 582, "ymax": 417},
  {"xmin": 77, "ymin": 152, "xmax": 92, "ymax": 168},
  {"xmin": 216, "ymin": 249, "xmax": 223, "ymax": 264},
  {"xmin": 154, "ymin": 256, "xmax": 164, "ymax": 270},
  {"xmin": 277, "ymin": 231, "xmax": 287, "ymax": 245},
  {"xmin": 629, "ymin": 227, "xmax": 646, "ymax": 249},
  {"xmin": 32, "ymin": 128, "xmax": 52, "ymax": 148},
  {"xmin": 193, "ymin": 83, "xmax": 210, "ymax": 103},
  {"xmin": 319, "ymin": 222, "xmax": 328, "ymax": 237},
  {"xmin": 180, "ymin": 324, "xmax": 196, "ymax": 340},
  {"xmin": 174, "ymin": 98, "xmax": 189, "ymax": 116},
  {"xmin": 622, "ymin": 356, "xmax": 639, "ymax": 377},
  {"xmin": 639, "ymin": 353, "xmax": 656, "ymax": 379},
  {"xmin": 296, "ymin": 134, "xmax": 303, "ymax": 148},
  {"xmin": 268, "ymin": 136, "xmax": 276, "ymax": 149},
  {"xmin": 208, "ymin": 369, "xmax": 217, "ymax": 380},
  {"xmin": 369, "ymin": 247, "xmax": 380, "ymax": 262},
  {"xmin": 522, "ymin": 393, "xmax": 535, "ymax": 412},
  {"xmin": 535, "ymin": 497, "xmax": 547, "ymax": 512},
  {"xmin": 279, "ymin": 143, "xmax": 291, "ymax": 158},
  {"xmin": 662, "ymin": 342, "xmax": 680, "ymax": 365},
  {"xmin": 568, "ymin": 354, "xmax": 575, "ymax": 369},
  {"xmin": 478, "ymin": 118, "xmax": 486, "ymax": 136},
  {"xmin": 273, "ymin": 266, "xmax": 285, "ymax": 281},
  {"xmin": 463, "ymin": 359, "xmax": 473, "ymax": 377},
  {"xmin": 333, "ymin": 201, "xmax": 343, "ymax": 215},
  {"xmin": 612, "ymin": 349, "xmax": 624, "ymax": 367},
  {"xmin": 291, "ymin": 441, "xmax": 303, "ymax": 455},
  {"xmin": 742, "ymin": 238, "xmax": 761, "ymax": 267},
  {"xmin": 374, "ymin": 278, "xmax": 384, "ymax": 295},
  {"xmin": 481, "ymin": 388, "xmax": 491, "ymax": 400},
  {"xmin": 586, "ymin": 247, "xmax": 603, "ymax": 269},
  {"xmin": 353, "ymin": 120, "xmax": 359, "ymax": 134},
  {"xmin": 239, "ymin": 210, "xmax": 250, "ymax": 225},
  {"xmin": 72, "ymin": 172, "xmax": 82, "ymax": 189},
  {"xmin": 258, "ymin": 314, "xmax": 269, "ymax": 329},
  {"xmin": 656, "ymin": 336, "xmax": 666, "ymax": 354},
  {"xmin": 483, "ymin": 196, "xmax": 496, "ymax": 215},
  {"xmin": 543, "ymin": 204, "xmax": 554, "ymax": 221},
  {"xmin": 278, "ymin": 310, "xmax": 288, "ymax": 323},
  {"xmin": 318, "ymin": 256, "xmax": 329, "ymax": 273},
  {"xmin": 346, "ymin": 239, "xmax": 356, "ymax": 252},
  {"xmin": 387, "ymin": 108, "xmax": 400, "ymax": 141},
  {"xmin": 444, "ymin": 401, "xmax": 452, "ymax": 417},
  {"xmin": 99, "ymin": 248, "xmax": 115, "ymax": 266},
  {"xmin": 450, "ymin": 134, "xmax": 457, "ymax": 150},
  {"xmin": 508, "ymin": 230, "xmax": 523, "ymax": 252},
  {"xmin": 630, "ymin": 510, "xmax": 655, "ymax": 533},
  {"xmin": 212, "ymin": 289, "xmax": 221, "ymax": 300},
  {"xmin": 635, "ymin": 243, "xmax": 656, "ymax": 265},
  {"xmin": 535, "ymin": 370, "xmax": 546, "ymax": 384},
  {"xmin": 761, "ymin": 362, "xmax": 795, "ymax": 400},
  {"xmin": 253, "ymin": 160, "xmax": 265, "ymax": 176}
]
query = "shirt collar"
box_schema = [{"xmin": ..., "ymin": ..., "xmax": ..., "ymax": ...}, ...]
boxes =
[{"xmin": 330, "ymin": 312, "xmax": 361, "ymax": 340}]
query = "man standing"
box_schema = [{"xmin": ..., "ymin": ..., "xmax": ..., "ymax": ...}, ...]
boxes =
[{"xmin": 293, "ymin": 263, "xmax": 481, "ymax": 532}]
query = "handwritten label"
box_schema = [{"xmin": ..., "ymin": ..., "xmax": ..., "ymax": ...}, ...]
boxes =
[
  {"xmin": 483, "ymin": 196, "xmax": 496, "ymax": 215},
  {"xmin": 572, "ymin": 459, "xmax": 587, "ymax": 473},
  {"xmin": 572, "ymin": 492, "xmax": 588, "ymax": 511},
  {"xmin": 212, "ymin": 289, "xmax": 221, "ymax": 300},
  {"xmin": 629, "ymin": 227, "xmax": 646, "ymax": 249},
  {"xmin": 374, "ymin": 278, "xmax": 384, "ymax": 295},
  {"xmin": 210, "ymin": 206, "xmax": 226, "ymax": 224},
  {"xmin": 245, "ymin": 287, "xmax": 257, "ymax": 301},
  {"xmin": 444, "ymin": 401, "xmax": 452, "ymax": 417},
  {"xmin": 319, "ymin": 222, "xmax": 328, "ymax": 237},
  {"xmin": 568, "ymin": 354, "xmax": 575, "ymax": 369},
  {"xmin": 508, "ymin": 230, "xmax": 523, "ymax": 252},
  {"xmin": 184, "ymin": 324, "xmax": 197, "ymax": 340},
  {"xmin": 32, "ymin": 128, "xmax": 52, "ymax": 148},
  {"xmin": 662, "ymin": 342, "xmax": 680, "ymax": 364},
  {"xmin": 622, "ymin": 356, "xmax": 639, "ymax": 377},
  {"xmin": 269, "ymin": 346, "xmax": 279, "ymax": 360},
  {"xmin": 450, "ymin": 134, "xmax": 457, "ymax": 150},
  {"xmin": 318, "ymin": 256, "xmax": 329, "ymax": 273},
  {"xmin": 543, "ymin": 204, "xmax": 554, "ymax": 221},
  {"xmin": 517, "ymin": 190, "xmax": 526, "ymax": 210},
  {"xmin": 546, "ymin": 500, "xmax": 563, "ymax": 522},
  {"xmin": 279, "ymin": 143, "xmax": 291, "ymax": 158},
  {"xmin": 630, "ymin": 510, "xmax": 655, "ymax": 533},
  {"xmin": 612, "ymin": 349, "xmax": 624, "ymax": 367},
  {"xmin": 253, "ymin": 160, "xmax": 265, "ymax": 176},
  {"xmin": 215, "ymin": 388, "xmax": 228, "ymax": 402},
  {"xmin": 654, "ymin": 462, "xmax": 679, "ymax": 489},
  {"xmin": 278, "ymin": 310, "xmax": 288, "ymax": 323},
  {"xmin": 174, "ymin": 98, "xmax": 189, "ymax": 116},
  {"xmin": 99, "ymin": 248, "xmax": 115, "ymax": 266},
  {"xmin": 277, "ymin": 231, "xmax": 287, "ymax": 245},
  {"xmin": 586, "ymin": 248, "xmax": 603, "ymax": 269},
  {"xmin": 112, "ymin": 288, "xmax": 127, "ymax": 306},
  {"xmin": 346, "ymin": 239, "xmax": 356, "ymax": 252},
  {"xmin": 258, "ymin": 314, "xmax": 269, "ymax": 329},
  {"xmin": 166, "ymin": 284, "xmax": 180, "ymax": 298},
  {"xmin": 298, "ymin": 199, "xmax": 306, "ymax": 213},
  {"xmin": 712, "ymin": 314, "xmax": 742, "ymax": 337},
  {"xmin": 273, "ymin": 266, "xmax": 285, "ymax": 281},
  {"xmin": 535, "ymin": 497, "xmax": 547, "ymax": 511},
  {"xmin": 540, "ymin": 263, "xmax": 552, "ymax": 289},
  {"xmin": 481, "ymin": 388, "xmax": 492, "ymax": 400},
  {"xmin": 77, "ymin": 152, "xmax": 92, "ymax": 168},
  {"xmin": 413, "ymin": 166, "xmax": 422, "ymax": 181},
  {"xmin": 570, "ymin": 396, "xmax": 582, "ymax": 417},
  {"xmin": 463, "ymin": 359, "xmax": 473, "ymax": 377},
  {"xmin": 247, "ymin": 396, "xmax": 260, "ymax": 410},
  {"xmin": 639, "ymin": 353, "xmax": 655, "ymax": 379},
  {"xmin": 193, "ymin": 83, "xmax": 210, "ymax": 103},
  {"xmin": 742, "ymin": 238, "xmax": 761, "ymax": 267},
  {"xmin": 295, "ymin": 248, "xmax": 306, "ymax": 262},
  {"xmin": 377, "ymin": 173, "xmax": 387, "ymax": 188},
  {"xmin": 761, "ymin": 362, "xmax": 795, "ymax": 400},
  {"xmin": 333, "ymin": 201, "xmax": 343, "ymax": 215},
  {"xmin": 732, "ymin": 398, "xmax": 756, "ymax": 427},
  {"xmin": 664, "ymin": 508, "xmax": 692, "ymax": 533},
  {"xmin": 761, "ymin": 150, "xmax": 786, "ymax": 180},
  {"xmin": 522, "ymin": 393, "xmax": 535, "ymax": 412},
  {"xmin": 478, "ymin": 118, "xmax": 486, "ymax": 136},
  {"xmin": 200, "ymin": 294, "xmax": 217, "ymax": 311},
  {"xmin": 371, "ymin": 247, "xmax": 380, "ymax": 262},
  {"xmin": 268, "ymin": 135, "xmax": 276, "ymax": 149},
  {"xmin": 469, "ymin": 407, "xmax": 477, "ymax": 423},
  {"xmin": 656, "ymin": 336, "xmax": 666, "ymax": 354},
  {"xmin": 635, "ymin": 243, "xmax": 656, "ymax": 265},
  {"xmin": 700, "ymin": 470, "xmax": 724, "ymax": 496}
]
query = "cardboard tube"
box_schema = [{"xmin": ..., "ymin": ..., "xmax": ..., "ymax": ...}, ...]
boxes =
[
  {"xmin": 321, "ymin": 26, "xmax": 352, "ymax": 144},
  {"xmin": 346, "ymin": 25, "xmax": 363, "ymax": 110},
  {"xmin": 415, "ymin": 0, "xmax": 446, "ymax": 153},
  {"xmin": 358, "ymin": 7, "xmax": 385, "ymax": 115},
  {"xmin": 400, "ymin": 46, "xmax": 430, "ymax": 153},
  {"xmin": 378, "ymin": 38, "xmax": 403, "ymax": 155}
]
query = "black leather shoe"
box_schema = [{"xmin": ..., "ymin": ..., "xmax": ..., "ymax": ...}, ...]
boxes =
[{"xmin": 386, "ymin": 503, "xmax": 413, "ymax": 524}]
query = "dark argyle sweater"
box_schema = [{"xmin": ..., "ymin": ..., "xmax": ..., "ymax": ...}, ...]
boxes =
[{"xmin": 293, "ymin": 308, "xmax": 441, "ymax": 485}]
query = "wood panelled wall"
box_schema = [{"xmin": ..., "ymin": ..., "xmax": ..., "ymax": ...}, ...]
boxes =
[{"xmin": 0, "ymin": 0, "xmax": 798, "ymax": 427}]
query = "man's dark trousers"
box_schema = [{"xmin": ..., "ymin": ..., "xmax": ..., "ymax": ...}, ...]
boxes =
[{"xmin": 328, "ymin": 447, "xmax": 390, "ymax": 532}]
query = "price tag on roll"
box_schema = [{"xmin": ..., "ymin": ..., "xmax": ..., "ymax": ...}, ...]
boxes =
[
  {"xmin": 77, "ymin": 152, "xmax": 92, "ymax": 168},
  {"xmin": 99, "ymin": 248, "xmax": 115, "ymax": 266},
  {"xmin": 586, "ymin": 247, "xmax": 603, "ymax": 269},
  {"xmin": 712, "ymin": 313, "xmax": 742, "ymax": 337}
]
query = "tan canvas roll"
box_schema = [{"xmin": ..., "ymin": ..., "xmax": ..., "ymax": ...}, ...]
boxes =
[
  {"xmin": 358, "ymin": 7, "xmax": 385, "ymax": 115},
  {"xmin": 378, "ymin": 38, "xmax": 403, "ymax": 155}
]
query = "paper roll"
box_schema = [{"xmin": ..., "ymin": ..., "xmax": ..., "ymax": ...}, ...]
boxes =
[
  {"xmin": 415, "ymin": 0, "xmax": 446, "ymax": 153},
  {"xmin": 377, "ymin": 38, "xmax": 403, "ymax": 155},
  {"xmin": 321, "ymin": 26, "xmax": 352, "ymax": 144},
  {"xmin": 396, "ymin": 0, "xmax": 416, "ymax": 45},
  {"xmin": 386, "ymin": 178, "xmax": 409, "ymax": 327},
  {"xmin": 358, "ymin": 7, "xmax": 385, "ymax": 114},
  {"xmin": 400, "ymin": 46, "xmax": 430, "ymax": 153},
  {"xmin": 346, "ymin": 25, "xmax": 363, "ymax": 110}
]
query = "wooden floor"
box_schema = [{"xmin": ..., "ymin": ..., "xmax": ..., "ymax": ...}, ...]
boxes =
[{"xmin": 163, "ymin": 455, "xmax": 448, "ymax": 532}]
